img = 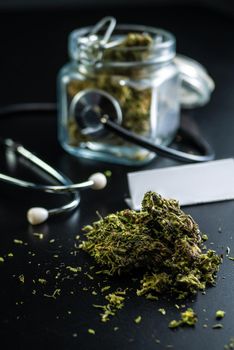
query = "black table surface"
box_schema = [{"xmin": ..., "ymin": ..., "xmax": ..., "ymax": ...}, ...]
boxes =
[{"xmin": 0, "ymin": 5, "xmax": 234, "ymax": 350}]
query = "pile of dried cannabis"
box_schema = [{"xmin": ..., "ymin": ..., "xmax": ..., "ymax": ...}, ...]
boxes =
[{"xmin": 80, "ymin": 192, "xmax": 221, "ymax": 299}]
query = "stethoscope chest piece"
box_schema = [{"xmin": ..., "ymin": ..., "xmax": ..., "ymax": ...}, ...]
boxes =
[{"xmin": 70, "ymin": 88, "xmax": 122, "ymax": 138}]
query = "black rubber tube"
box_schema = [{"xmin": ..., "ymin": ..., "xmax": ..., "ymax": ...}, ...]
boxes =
[{"xmin": 101, "ymin": 116, "xmax": 215, "ymax": 163}]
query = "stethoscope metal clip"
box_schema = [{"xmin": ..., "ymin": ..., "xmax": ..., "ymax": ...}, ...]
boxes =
[{"xmin": 0, "ymin": 137, "xmax": 107, "ymax": 225}]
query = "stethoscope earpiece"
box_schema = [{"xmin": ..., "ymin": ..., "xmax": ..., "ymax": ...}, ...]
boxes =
[
  {"xmin": 0, "ymin": 137, "xmax": 107, "ymax": 225},
  {"xmin": 27, "ymin": 207, "xmax": 49, "ymax": 225},
  {"xmin": 88, "ymin": 172, "xmax": 107, "ymax": 190},
  {"xmin": 26, "ymin": 172, "xmax": 107, "ymax": 225}
]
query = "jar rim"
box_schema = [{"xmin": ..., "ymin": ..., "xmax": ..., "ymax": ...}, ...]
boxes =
[{"xmin": 69, "ymin": 24, "xmax": 176, "ymax": 67}]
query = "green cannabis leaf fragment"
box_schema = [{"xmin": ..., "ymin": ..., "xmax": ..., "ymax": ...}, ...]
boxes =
[
  {"xmin": 224, "ymin": 337, "xmax": 234, "ymax": 349},
  {"xmin": 93, "ymin": 290, "xmax": 126, "ymax": 322},
  {"xmin": 169, "ymin": 308, "xmax": 197, "ymax": 329},
  {"xmin": 134, "ymin": 315, "xmax": 142, "ymax": 324},
  {"xmin": 216, "ymin": 310, "xmax": 225, "ymax": 319}
]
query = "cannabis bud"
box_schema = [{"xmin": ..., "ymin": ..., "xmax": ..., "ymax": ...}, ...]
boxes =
[{"xmin": 80, "ymin": 191, "xmax": 221, "ymax": 299}]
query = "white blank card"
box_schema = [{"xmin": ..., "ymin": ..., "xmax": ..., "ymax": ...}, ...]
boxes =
[{"xmin": 127, "ymin": 158, "xmax": 234, "ymax": 210}]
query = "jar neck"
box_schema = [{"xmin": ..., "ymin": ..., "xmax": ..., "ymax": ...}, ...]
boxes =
[
  {"xmin": 75, "ymin": 59, "xmax": 174, "ymax": 79},
  {"xmin": 69, "ymin": 25, "xmax": 176, "ymax": 73}
]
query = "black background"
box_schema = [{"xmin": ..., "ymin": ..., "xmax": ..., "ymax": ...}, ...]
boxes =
[{"xmin": 0, "ymin": 4, "xmax": 234, "ymax": 350}]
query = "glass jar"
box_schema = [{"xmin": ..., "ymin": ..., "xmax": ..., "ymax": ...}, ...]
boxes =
[{"xmin": 57, "ymin": 24, "xmax": 181, "ymax": 165}]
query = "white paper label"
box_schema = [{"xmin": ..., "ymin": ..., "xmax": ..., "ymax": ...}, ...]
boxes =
[{"xmin": 127, "ymin": 159, "xmax": 234, "ymax": 210}]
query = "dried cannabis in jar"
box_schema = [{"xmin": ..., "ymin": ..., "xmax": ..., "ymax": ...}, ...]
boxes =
[
  {"xmin": 67, "ymin": 33, "xmax": 153, "ymax": 147},
  {"xmin": 80, "ymin": 192, "xmax": 221, "ymax": 299},
  {"xmin": 59, "ymin": 20, "xmax": 181, "ymax": 164}
]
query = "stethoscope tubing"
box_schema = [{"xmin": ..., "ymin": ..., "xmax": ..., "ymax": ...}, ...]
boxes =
[
  {"xmin": 101, "ymin": 116, "xmax": 214, "ymax": 163},
  {"xmin": 0, "ymin": 102, "xmax": 214, "ymax": 163},
  {"xmin": 0, "ymin": 137, "xmax": 80, "ymax": 218}
]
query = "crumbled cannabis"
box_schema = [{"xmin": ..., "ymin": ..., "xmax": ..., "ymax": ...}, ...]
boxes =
[
  {"xmin": 44, "ymin": 288, "xmax": 61, "ymax": 300},
  {"xmin": 33, "ymin": 232, "xmax": 44, "ymax": 239},
  {"xmin": 38, "ymin": 278, "xmax": 47, "ymax": 284},
  {"xmin": 13, "ymin": 239, "xmax": 23, "ymax": 245},
  {"xmin": 104, "ymin": 170, "xmax": 112, "ymax": 178},
  {"xmin": 88, "ymin": 328, "xmax": 95, "ymax": 335},
  {"xmin": 169, "ymin": 308, "xmax": 197, "ymax": 329},
  {"xmin": 158, "ymin": 308, "xmax": 166, "ymax": 315},
  {"xmin": 168, "ymin": 319, "xmax": 180, "ymax": 329},
  {"xmin": 84, "ymin": 272, "xmax": 94, "ymax": 280},
  {"xmin": 224, "ymin": 338, "xmax": 234, "ymax": 349},
  {"xmin": 134, "ymin": 315, "xmax": 142, "ymax": 324},
  {"xmin": 202, "ymin": 234, "xmax": 208, "ymax": 241},
  {"xmin": 181, "ymin": 308, "xmax": 198, "ymax": 326},
  {"xmin": 101, "ymin": 286, "xmax": 111, "ymax": 293},
  {"xmin": 19, "ymin": 274, "xmax": 25, "ymax": 284},
  {"xmin": 93, "ymin": 289, "xmax": 126, "ymax": 322},
  {"xmin": 216, "ymin": 310, "xmax": 225, "ymax": 319},
  {"xmin": 66, "ymin": 266, "xmax": 82, "ymax": 273},
  {"xmin": 80, "ymin": 191, "xmax": 221, "ymax": 300}
]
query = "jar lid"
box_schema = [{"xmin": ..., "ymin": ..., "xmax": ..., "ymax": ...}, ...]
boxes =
[{"xmin": 174, "ymin": 54, "xmax": 215, "ymax": 108}]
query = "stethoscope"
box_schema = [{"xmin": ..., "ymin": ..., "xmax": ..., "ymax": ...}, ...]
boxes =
[
  {"xmin": 0, "ymin": 103, "xmax": 109, "ymax": 225},
  {"xmin": 0, "ymin": 100, "xmax": 214, "ymax": 226}
]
